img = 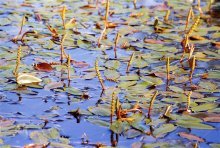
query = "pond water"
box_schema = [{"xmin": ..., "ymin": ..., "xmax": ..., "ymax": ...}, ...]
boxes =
[{"xmin": 0, "ymin": 0, "xmax": 220, "ymax": 147}]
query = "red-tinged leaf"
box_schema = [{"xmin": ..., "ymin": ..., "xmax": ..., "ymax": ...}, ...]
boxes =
[
  {"xmin": 144, "ymin": 39, "xmax": 164, "ymax": 44},
  {"xmin": 71, "ymin": 60, "xmax": 89, "ymax": 68},
  {"xmin": 80, "ymin": 4, "xmax": 96, "ymax": 9},
  {"xmin": 189, "ymin": 35, "xmax": 206, "ymax": 41},
  {"xmin": 35, "ymin": 13, "xmax": 42, "ymax": 22},
  {"xmin": 44, "ymin": 81, "xmax": 64, "ymax": 90},
  {"xmin": 203, "ymin": 117, "xmax": 220, "ymax": 122},
  {"xmin": 201, "ymin": 73, "xmax": 208, "ymax": 79},
  {"xmin": 107, "ymin": 22, "xmax": 118, "ymax": 28},
  {"xmin": 130, "ymin": 12, "xmax": 144, "ymax": 18},
  {"xmin": 34, "ymin": 63, "xmax": 53, "ymax": 72},
  {"xmin": 24, "ymin": 143, "xmax": 48, "ymax": 148},
  {"xmin": 179, "ymin": 132, "xmax": 205, "ymax": 142},
  {"xmin": 0, "ymin": 118, "xmax": 15, "ymax": 127},
  {"xmin": 21, "ymin": 3, "xmax": 33, "ymax": 7},
  {"xmin": 211, "ymin": 42, "xmax": 220, "ymax": 48}
]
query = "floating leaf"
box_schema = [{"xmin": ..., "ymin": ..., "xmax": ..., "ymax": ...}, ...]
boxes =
[
  {"xmin": 198, "ymin": 81, "xmax": 218, "ymax": 91},
  {"xmin": 104, "ymin": 69, "xmax": 120, "ymax": 81},
  {"xmin": 124, "ymin": 129, "xmax": 142, "ymax": 139},
  {"xmin": 169, "ymin": 86, "xmax": 184, "ymax": 93},
  {"xmin": 179, "ymin": 132, "xmax": 204, "ymax": 142},
  {"xmin": 110, "ymin": 120, "xmax": 130, "ymax": 134},
  {"xmin": 153, "ymin": 124, "xmax": 176, "ymax": 138},
  {"xmin": 88, "ymin": 105, "xmax": 110, "ymax": 116},
  {"xmin": 191, "ymin": 103, "xmax": 218, "ymax": 112},
  {"xmin": 87, "ymin": 117, "xmax": 110, "ymax": 127},
  {"xmin": 176, "ymin": 120, "xmax": 214, "ymax": 129},
  {"xmin": 203, "ymin": 117, "xmax": 220, "ymax": 123},
  {"xmin": 34, "ymin": 63, "xmax": 53, "ymax": 72},
  {"xmin": 44, "ymin": 81, "xmax": 64, "ymax": 90}
]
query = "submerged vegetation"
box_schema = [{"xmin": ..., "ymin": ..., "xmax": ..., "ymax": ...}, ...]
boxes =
[{"xmin": 0, "ymin": 0, "xmax": 219, "ymax": 147}]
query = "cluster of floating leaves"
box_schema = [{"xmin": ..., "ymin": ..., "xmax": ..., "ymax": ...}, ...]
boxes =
[{"xmin": 0, "ymin": 0, "xmax": 219, "ymax": 147}]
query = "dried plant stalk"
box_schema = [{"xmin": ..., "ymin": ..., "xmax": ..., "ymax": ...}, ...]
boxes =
[
  {"xmin": 114, "ymin": 32, "xmax": 120, "ymax": 58},
  {"xmin": 95, "ymin": 59, "xmax": 105, "ymax": 90},
  {"xmin": 12, "ymin": 16, "xmax": 26, "ymax": 42},
  {"xmin": 187, "ymin": 16, "xmax": 200, "ymax": 36},
  {"xmin": 105, "ymin": 0, "xmax": 110, "ymax": 21},
  {"xmin": 187, "ymin": 91, "xmax": 192, "ymax": 111},
  {"xmin": 60, "ymin": 6, "xmax": 67, "ymax": 29},
  {"xmin": 47, "ymin": 25, "xmax": 58, "ymax": 37},
  {"xmin": 133, "ymin": 0, "xmax": 137, "ymax": 9},
  {"xmin": 60, "ymin": 34, "xmax": 67, "ymax": 62},
  {"xmin": 148, "ymin": 90, "xmax": 159, "ymax": 117},
  {"xmin": 21, "ymin": 30, "xmax": 38, "ymax": 42},
  {"xmin": 110, "ymin": 91, "xmax": 116, "ymax": 124},
  {"xmin": 185, "ymin": 7, "xmax": 193, "ymax": 31},
  {"xmin": 97, "ymin": 22, "xmax": 107, "ymax": 47},
  {"xmin": 164, "ymin": 105, "xmax": 172, "ymax": 117},
  {"xmin": 166, "ymin": 57, "xmax": 170, "ymax": 80},
  {"xmin": 126, "ymin": 52, "xmax": 135, "ymax": 73},
  {"xmin": 188, "ymin": 44, "xmax": 195, "ymax": 60},
  {"xmin": 19, "ymin": 15, "xmax": 26, "ymax": 35},
  {"xmin": 67, "ymin": 54, "xmax": 71, "ymax": 81},
  {"xmin": 190, "ymin": 55, "xmax": 196, "ymax": 80},
  {"xmin": 164, "ymin": 9, "xmax": 170, "ymax": 22},
  {"xmin": 14, "ymin": 46, "xmax": 22, "ymax": 79}
]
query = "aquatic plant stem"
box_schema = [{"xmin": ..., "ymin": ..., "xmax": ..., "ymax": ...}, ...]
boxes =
[
  {"xmin": 148, "ymin": 91, "xmax": 159, "ymax": 118},
  {"xmin": 105, "ymin": 0, "xmax": 110, "ymax": 22},
  {"xmin": 67, "ymin": 54, "xmax": 71, "ymax": 81},
  {"xmin": 187, "ymin": 91, "xmax": 192, "ymax": 111},
  {"xmin": 95, "ymin": 59, "xmax": 105, "ymax": 90},
  {"xmin": 126, "ymin": 52, "xmax": 135, "ymax": 73},
  {"xmin": 61, "ymin": 6, "xmax": 67, "ymax": 30},
  {"xmin": 114, "ymin": 32, "xmax": 120, "ymax": 58},
  {"xmin": 110, "ymin": 91, "xmax": 116, "ymax": 124},
  {"xmin": 166, "ymin": 57, "xmax": 170, "ymax": 81},
  {"xmin": 164, "ymin": 9, "xmax": 170, "ymax": 23},
  {"xmin": 185, "ymin": 7, "xmax": 193, "ymax": 32},
  {"xmin": 60, "ymin": 33, "xmax": 67, "ymax": 63},
  {"xmin": 97, "ymin": 22, "xmax": 107, "ymax": 47},
  {"xmin": 190, "ymin": 55, "xmax": 196, "ymax": 81},
  {"xmin": 14, "ymin": 45, "xmax": 22, "ymax": 80}
]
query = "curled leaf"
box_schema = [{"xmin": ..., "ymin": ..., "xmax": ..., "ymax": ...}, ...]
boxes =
[
  {"xmin": 17, "ymin": 73, "xmax": 42, "ymax": 85},
  {"xmin": 34, "ymin": 63, "xmax": 53, "ymax": 72}
]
